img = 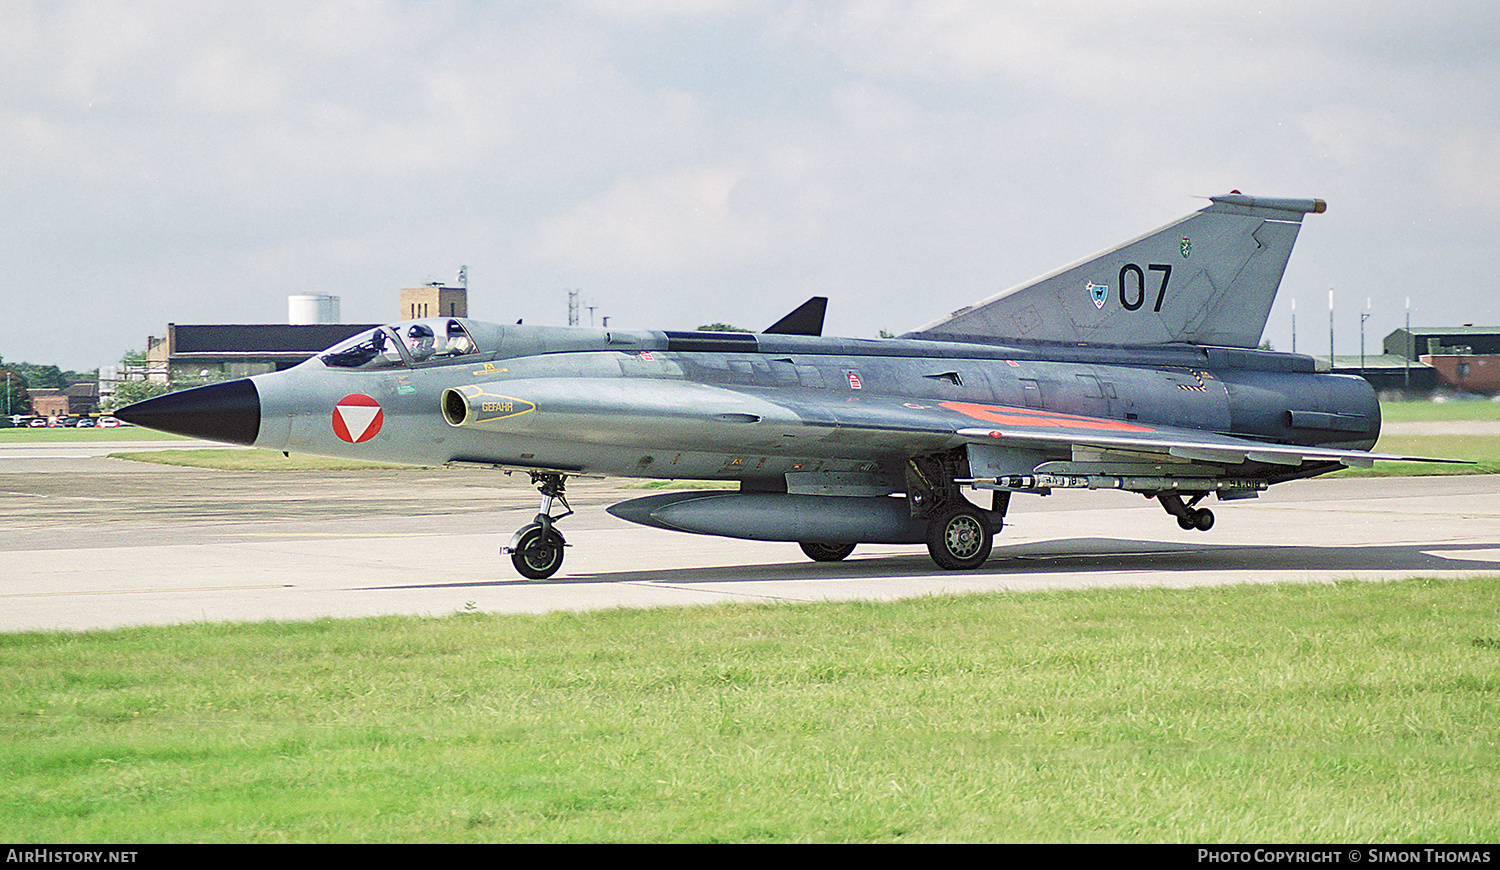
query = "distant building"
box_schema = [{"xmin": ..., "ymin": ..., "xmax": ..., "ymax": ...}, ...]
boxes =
[
  {"xmin": 143, "ymin": 323, "xmax": 380, "ymax": 381},
  {"xmin": 1420, "ymin": 354, "xmax": 1500, "ymax": 395},
  {"xmin": 1329, "ymin": 354, "xmax": 1439, "ymax": 396},
  {"xmin": 130, "ymin": 278, "xmax": 472, "ymax": 388},
  {"xmin": 1384, "ymin": 326, "xmax": 1500, "ymax": 359},
  {"xmin": 29, "ymin": 390, "xmax": 68, "ymax": 417},
  {"xmin": 400, "ymin": 283, "xmax": 467, "ymax": 320},
  {"xmin": 29, "ymin": 383, "xmax": 99, "ymax": 418},
  {"xmin": 113, "ymin": 275, "xmax": 479, "ymax": 401},
  {"xmin": 1380, "ymin": 325, "xmax": 1500, "ymax": 396}
]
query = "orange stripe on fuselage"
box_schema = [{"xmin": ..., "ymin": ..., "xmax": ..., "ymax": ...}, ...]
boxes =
[{"xmin": 937, "ymin": 401, "xmax": 1155, "ymax": 432}]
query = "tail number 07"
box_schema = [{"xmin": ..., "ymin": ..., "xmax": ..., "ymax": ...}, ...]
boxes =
[{"xmin": 1119, "ymin": 263, "xmax": 1172, "ymax": 312}]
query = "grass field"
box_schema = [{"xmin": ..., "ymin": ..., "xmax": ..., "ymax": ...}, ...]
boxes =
[
  {"xmin": 1337, "ymin": 400, "xmax": 1500, "ymax": 475},
  {"xmin": 1379, "ymin": 398, "xmax": 1500, "ymax": 423},
  {"xmin": 3, "ymin": 578, "xmax": 1497, "ymax": 843},
  {"xmin": 1351, "ymin": 434, "xmax": 1500, "ymax": 476},
  {"xmin": 0, "ymin": 426, "xmax": 188, "ymax": 442}
]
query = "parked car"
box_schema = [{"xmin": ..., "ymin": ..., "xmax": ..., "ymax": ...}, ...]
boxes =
[
  {"xmin": 28, "ymin": 417, "xmax": 48, "ymax": 428},
  {"xmin": 75, "ymin": 417, "xmax": 96, "ymax": 428},
  {"xmin": 97, "ymin": 417, "xmax": 121, "ymax": 428}
]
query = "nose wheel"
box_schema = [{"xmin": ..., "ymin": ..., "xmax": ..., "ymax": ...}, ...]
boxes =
[
  {"xmin": 511, "ymin": 525, "xmax": 566, "ymax": 579},
  {"xmin": 506, "ymin": 472, "xmax": 573, "ymax": 579}
]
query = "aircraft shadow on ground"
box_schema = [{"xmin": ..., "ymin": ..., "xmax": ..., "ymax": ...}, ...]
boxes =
[{"xmin": 361, "ymin": 537, "xmax": 1500, "ymax": 591}]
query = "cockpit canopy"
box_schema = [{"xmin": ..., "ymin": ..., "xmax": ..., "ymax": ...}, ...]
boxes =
[{"xmin": 319, "ymin": 318, "xmax": 478, "ymax": 369}]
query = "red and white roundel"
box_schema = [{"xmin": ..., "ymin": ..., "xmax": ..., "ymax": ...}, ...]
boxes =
[{"xmin": 332, "ymin": 394, "xmax": 384, "ymax": 443}]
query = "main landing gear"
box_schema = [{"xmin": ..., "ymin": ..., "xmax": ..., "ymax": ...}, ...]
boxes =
[
  {"xmin": 506, "ymin": 472, "xmax": 573, "ymax": 580},
  {"xmin": 925, "ymin": 501, "xmax": 994, "ymax": 570},
  {"xmin": 909, "ymin": 452, "xmax": 1002, "ymax": 571},
  {"xmin": 793, "ymin": 454, "xmax": 1006, "ymax": 571},
  {"xmin": 1156, "ymin": 491, "xmax": 1215, "ymax": 532},
  {"xmin": 794, "ymin": 499, "xmax": 996, "ymax": 570}
]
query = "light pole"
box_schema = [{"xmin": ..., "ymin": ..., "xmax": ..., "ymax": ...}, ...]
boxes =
[
  {"xmin": 1360, "ymin": 297, "xmax": 1371, "ymax": 370},
  {"xmin": 1404, "ymin": 298, "xmax": 1411, "ymax": 393},
  {"xmin": 1328, "ymin": 289, "xmax": 1335, "ymax": 368}
]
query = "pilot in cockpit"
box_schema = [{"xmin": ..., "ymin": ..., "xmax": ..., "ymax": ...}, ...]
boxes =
[
  {"xmin": 406, "ymin": 323, "xmax": 437, "ymax": 361},
  {"xmin": 445, "ymin": 319, "xmax": 474, "ymax": 355}
]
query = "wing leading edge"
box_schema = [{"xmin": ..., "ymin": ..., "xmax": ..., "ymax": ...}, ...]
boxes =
[
  {"xmin": 954, "ymin": 420, "xmax": 1461, "ymax": 470},
  {"xmin": 766, "ymin": 393, "xmax": 1464, "ymax": 474}
]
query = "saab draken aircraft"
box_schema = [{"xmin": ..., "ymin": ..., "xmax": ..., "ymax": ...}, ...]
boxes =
[{"xmin": 118, "ymin": 193, "xmax": 1457, "ymax": 579}]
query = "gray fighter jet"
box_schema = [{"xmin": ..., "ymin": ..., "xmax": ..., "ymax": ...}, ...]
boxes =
[{"xmin": 117, "ymin": 193, "xmax": 1456, "ymax": 579}]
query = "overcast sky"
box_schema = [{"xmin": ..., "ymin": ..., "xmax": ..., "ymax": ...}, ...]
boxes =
[{"xmin": 4, "ymin": 0, "xmax": 1498, "ymax": 372}]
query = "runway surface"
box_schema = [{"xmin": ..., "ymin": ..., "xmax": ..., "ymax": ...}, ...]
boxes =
[{"xmin": 4, "ymin": 441, "xmax": 1498, "ymax": 632}]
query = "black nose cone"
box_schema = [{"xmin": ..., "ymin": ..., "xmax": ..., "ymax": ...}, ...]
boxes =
[{"xmin": 114, "ymin": 379, "xmax": 261, "ymax": 446}]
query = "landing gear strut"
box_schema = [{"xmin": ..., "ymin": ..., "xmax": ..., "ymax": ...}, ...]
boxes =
[
  {"xmin": 1157, "ymin": 492, "xmax": 1215, "ymax": 532},
  {"xmin": 506, "ymin": 472, "xmax": 573, "ymax": 579},
  {"xmin": 909, "ymin": 452, "xmax": 998, "ymax": 571}
]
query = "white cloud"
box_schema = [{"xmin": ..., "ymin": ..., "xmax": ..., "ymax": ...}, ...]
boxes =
[
  {"xmin": 1432, "ymin": 135, "xmax": 1500, "ymax": 214},
  {"xmin": 533, "ymin": 150, "xmax": 834, "ymax": 274}
]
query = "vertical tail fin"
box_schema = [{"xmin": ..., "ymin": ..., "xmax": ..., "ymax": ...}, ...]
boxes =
[{"xmin": 907, "ymin": 194, "xmax": 1325, "ymax": 348}]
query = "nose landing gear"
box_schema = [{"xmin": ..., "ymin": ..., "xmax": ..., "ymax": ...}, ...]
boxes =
[{"xmin": 506, "ymin": 472, "xmax": 573, "ymax": 579}]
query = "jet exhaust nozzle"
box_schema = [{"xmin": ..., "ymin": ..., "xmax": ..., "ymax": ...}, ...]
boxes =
[{"xmin": 113, "ymin": 378, "xmax": 262, "ymax": 446}]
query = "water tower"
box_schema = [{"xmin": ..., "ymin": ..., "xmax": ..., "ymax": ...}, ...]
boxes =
[{"xmin": 288, "ymin": 294, "xmax": 340, "ymax": 324}]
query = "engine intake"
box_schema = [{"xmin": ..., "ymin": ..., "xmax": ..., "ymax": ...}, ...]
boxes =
[{"xmin": 442, "ymin": 388, "xmax": 469, "ymax": 427}]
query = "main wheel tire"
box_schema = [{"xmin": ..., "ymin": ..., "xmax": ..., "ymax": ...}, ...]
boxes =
[
  {"xmin": 511, "ymin": 525, "xmax": 566, "ymax": 580},
  {"xmin": 925, "ymin": 503, "xmax": 993, "ymax": 571},
  {"xmin": 1193, "ymin": 508, "xmax": 1215, "ymax": 532},
  {"xmin": 799, "ymin": 541, "xmax": 857, "ymax": 562}
]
